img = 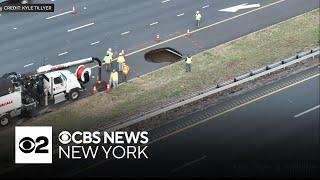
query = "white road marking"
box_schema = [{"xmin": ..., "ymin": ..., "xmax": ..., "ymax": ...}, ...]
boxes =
[
  {"xmin": 150, "ymin": 21, "xmax": 159, "ymax": 26},
  {"xmin": 202, "ymin": 5, "xmax": 210, "ymax": 9},
  {"xmin": 121, "ymin": 31, "xmax": 130, "ymax": 35},
  {"xmin": 83, "ymin": 7, "xmax": 87, "ymax": 10},
  {"xmin": 171, "ymin": 155, "xmax": 207, "ymax": 173},
  {"xmin": 58, "ymin": 51, "xmax": 68, "ymax": 56},
  {"xmin": 13, "ymin": 27, "xmax": 17, "ymax": 30},
  {"xmin": 90, "ymin": 41, "xmax": 100, "ymax": 45},
  {"xmin": 294, "ymin": 105, "xmax": 320, "ymax": 118},
  {"xmin": 219, "ymin": 3, "xmax": 261, "ymax": 13},
  {"xmin": 177, "ymin": 13, "xmax": 184, "ymax": 17},
  {"xmin": 23, "ymin": 63, "xmax": 34, "ymax": 68},
  {"xmin": 67, "ymin": 22, "xmax": 95, "ymax": 32},
  {"xmin": 46, "ymin": 10, "xmax": 73, "ymax": 20},
  {"xmin": 161, "ymin": 0, "xmax": 170, "ymax": 3}
]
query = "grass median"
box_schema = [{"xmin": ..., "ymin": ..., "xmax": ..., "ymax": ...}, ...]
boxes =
[{"xmin": 0, "ymin": 9, "xmax": 319, "ymax": 167}]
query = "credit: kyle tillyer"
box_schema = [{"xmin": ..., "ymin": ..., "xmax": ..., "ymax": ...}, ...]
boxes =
[
  {"xmin": 0, "ymin": 4, "xmax": 53, "ymax": 12},
  {"xmin": 58, "ymin": 131, "xmax": 149, "ymax": 160}
]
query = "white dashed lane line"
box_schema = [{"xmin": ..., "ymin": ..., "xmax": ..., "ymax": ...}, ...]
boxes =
[
  {"xmin": 177, "ymin": 13, "xmax": 184, "ymax": 17},
  {"xmin": 121, "ymin": 31, "xmax": 130, "ymax": 35},
  {"xmin": 46, "ymin": 10, "xmax": 73, "ymax": 20},
  {"xmin": 161, "ymin": 0, "xmax": 171, "ymax": 3},
  {"xmin": 90, "ymin": 41, "xmax": 100, "ymax": 45},
  {"xmin": 67, "ymin": 22, "xmax": 95, "ymax": 32},
  {"xmin": 294, "ymin": 105, "xmax": 320, "ymax": 118},
  {"xmin": 150, "ymin": 22, "xmax": 159, "ymax": 26},
  {"xmin": 23, "ymin": 63, "xmax": 34, "ymax": 68},
  {"xmin": 58, "ymin": 51, "xmax": 68, "ymax": 56},
  {"xmin": 202, "ymin": 5, "xmax": 210, "ymax": 9}
]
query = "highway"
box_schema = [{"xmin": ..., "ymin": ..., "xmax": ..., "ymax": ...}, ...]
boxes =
[
  {"xmin": 73, "ymin": 67, "xmax": 320, "ymax": 178},
  {"xmin": 0, "ymin": 0, "xmax": 319, "ymax": 177},
  {"xmin": 0, "ymin": 0, "xmax": 318, "ymax": 82}
]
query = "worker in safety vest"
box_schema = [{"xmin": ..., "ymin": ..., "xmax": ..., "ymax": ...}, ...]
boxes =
[
  {"xmin": 110, "ymin": 69, "xmax": 119, "ymax": 88},
  {"xmin": 185, "ymin": 55, "xmax": 192, "ymax": 72},
  {"xmin": 104, "ymin": 48, "xmax": 113, "ymax": 72},
  {"xmin": 195, "ymin": 10, "xmax": 202, "ymax": 28},
  {"xmin": 117, "ymin": 52, "xmax": 126, "ymax": 72},
  {"xmin": 122, "ymin": 63, "xmax": 130, "ymax": 82}
]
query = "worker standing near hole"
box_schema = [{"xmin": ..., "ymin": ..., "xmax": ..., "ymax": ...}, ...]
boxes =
[
  {"xmin": 110, "ymin": 69, "xmax": 119, "ymax": 88},
  {"xmin": 117, "ymin": 52, "xmax": 126, "ymax": 72},
  {"xmin": 185, "ymin": 55, "xmax": 192, "ymax": 72},
  {"xmin": 104, "ymin": 48, "xmax": 113, "ymax": 72},
  {"xmin": 122, "ymin": 63, "xmax": 130, "ymax": 82},
  {"xmin": 195, "ymin": 10, "xmax": 202, "ymax": 28}
]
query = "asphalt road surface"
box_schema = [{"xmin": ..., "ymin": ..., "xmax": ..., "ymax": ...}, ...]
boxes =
[
  {"xmin": 73, "ymin": 66, "xmax": 320, "ymax": 178},
  {"xmin": 2, "ymin": 65, "xmax": 319, "ymax": 178},
  {"xmin": 0, "ymin": 0, "xmax": 318, "ymax": 83}
]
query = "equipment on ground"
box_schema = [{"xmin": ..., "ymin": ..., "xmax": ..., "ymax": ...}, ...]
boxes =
[{"xmin": 0, "ymin": 57, "xmax": 102, "ymax": 126}]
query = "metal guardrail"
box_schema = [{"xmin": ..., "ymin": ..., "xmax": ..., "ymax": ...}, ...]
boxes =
[{"xmin": 104, "ymin": 47, "xmax": 320, "ymax": 132}]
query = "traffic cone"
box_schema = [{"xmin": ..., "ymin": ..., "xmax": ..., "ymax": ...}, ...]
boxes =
[
  {"xmin": 96, "ymin": 81, "xmax": 101, "ymax": 86},
  {"xmin": 186, "ymin": 29, "xmax": 191, "ymax": 36},
  {"xmin": 105, "ymin": 83, "xmax": 112, "ymax": 93},
  {"xmin": 155, "ymin": 34, "xmax": 160, "ymax": 42},
  {"xmin": 72, "ymin": 5, "xmax": 77, "ymax": 14},
  {"xmin": 91, "ymin": 85, "xmax": 97, "ymax": 95}
]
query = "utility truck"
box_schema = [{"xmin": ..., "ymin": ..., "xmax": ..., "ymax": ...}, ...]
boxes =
[{"xmin": 0, "ymin": 57, "xmax": 102, "ymax": 126}]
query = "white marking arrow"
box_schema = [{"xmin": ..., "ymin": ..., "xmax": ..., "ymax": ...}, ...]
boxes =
[{"xmin": 219, "ymin": 3, "xmax": 260, "ymax": 13}]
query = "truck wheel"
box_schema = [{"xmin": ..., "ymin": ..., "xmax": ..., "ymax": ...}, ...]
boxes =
[
  {"xmin": 0, "ymin": 115, "xmax": 10, "ymax": 127},
  {"xmin": 69, "ymin": 89, "xmax": 80, "ymax": 101}
]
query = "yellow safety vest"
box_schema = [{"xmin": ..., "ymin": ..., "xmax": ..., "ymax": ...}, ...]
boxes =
[
  {"xmin": 186, "ymin": 57, "xmax": 192, "ymax": 64},
  {"xmin": 117, "ymin": 55, "xmax": 125, "ymax": 63},
  {"xmin": 123, "ymin": 64, "xmax": 130, "ymax": 75},
  {"xmin": 104, "ymin": 55, "xmax": 112, "ymax": 64},
  {"xmin": 111, "ymin": 72, "xmax": 118, "ymax": 81},
  {"xmin": 195, "ymin": 13, "xmax": 202, "ymax": 21}
]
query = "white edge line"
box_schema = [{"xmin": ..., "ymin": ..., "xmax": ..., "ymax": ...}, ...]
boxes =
[
  {"xmin": 67, "ymin": 22, "xmax": 95, "ymax": 32},
  {"xmin": 46, "ymin": 10, "xmax": 73, "ymax": 20},
  {"xmin": 58, "ymin": 51, "xmax": 68, "ymax": 56},
  {"xmin": 294, "ymin": 105, "xmax": 320, "ymax": 118}
]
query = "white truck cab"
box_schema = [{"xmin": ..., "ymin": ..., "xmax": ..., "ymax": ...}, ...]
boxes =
[{"xmin": 43, "ymin": 70, "xmax": 82, "ymax": 103}]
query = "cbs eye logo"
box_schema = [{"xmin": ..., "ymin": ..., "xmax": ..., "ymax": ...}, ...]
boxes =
[
  {"xmin": 15, "ymin": 126, "xmax": 52, "ymax": 164},
  {"xmin": 19, "ymin": 136, "xmax": 49, "ymax": 154},
  {"xmin": 58, "ymin": 131, "xmax": 71, "ymax": 144}
]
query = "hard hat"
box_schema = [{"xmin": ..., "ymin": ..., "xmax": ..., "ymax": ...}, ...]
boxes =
[
  {"xmin": 196, "ymin": 11, "xmax": 200, "ymax": 13},
  {"xmin": 108, "ymin": 48, "xmax": 112, "ymax": 51},
  {"xmin": 112, "ymin": 69, "xmax": 116, "ymax": 72}
]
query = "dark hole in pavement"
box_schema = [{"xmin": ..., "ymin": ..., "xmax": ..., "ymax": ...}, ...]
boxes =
[{"xmin": 145, "ymin": 47, "xmax": 183, "ymax": 63}]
